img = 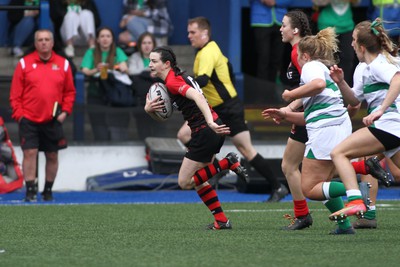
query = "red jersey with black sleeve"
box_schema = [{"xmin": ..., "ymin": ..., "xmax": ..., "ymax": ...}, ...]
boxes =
[
  {"xmin": 287, "ymin": 43, "xmax": 304, "ymax": 112},
  {"xmin": 9, "ymin": 50, "xmax": 76, "ymax": 123},
  {"xmin": 164, "ymin": 69, "xmax": 218, "ymax": 132},
  {"xmin": 286, "ymin": 43, "xmax": 301, "ymax": 88}
]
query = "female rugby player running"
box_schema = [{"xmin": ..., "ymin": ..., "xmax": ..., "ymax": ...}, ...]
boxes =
[{"xmin": 144, "ymin": 46, "xmax": 248, "ymax": 230}]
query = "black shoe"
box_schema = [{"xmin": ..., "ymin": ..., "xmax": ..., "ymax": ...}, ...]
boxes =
[
  {"xmin": 24, "ymin": 190, "xmax": 37, "ymax": 202},
  {"xmin": 41, "ymin": 190, "xmax": 54, "ymax": 201},
  {"xmin": 225, "ymin": 153, "xmax": 249, "ymax": 183},
  {"xmin": 365, "ymin": 156, "xmax": 391, "ymax": 187},
  {"xmin": 206, "ymin": 219, "xmax": 232, "ymax": 230},
  {"xmin": 329, "ymin": 227, "xmax": 356, "ymax": 235},
  {"xmin": 266, "ymin": 184, "xmax": 289, "ymax": 202},
  {"xmin": 282, "ymin": 213, "xmax": 313, "ymax": 230}
]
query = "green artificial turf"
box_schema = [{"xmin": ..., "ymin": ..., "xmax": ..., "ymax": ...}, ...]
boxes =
[{"xmin": 0, "ymin": 201, "xmax": 399, "ymax": 267}]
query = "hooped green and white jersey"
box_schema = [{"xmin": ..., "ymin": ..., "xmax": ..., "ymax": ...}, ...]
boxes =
[
  {"xmin": 353, "ymin": 54, "xmax": 400, "ymax": 114},
  {"xmin": 352, "ymin": 54, "xmax": 400, "ymax": 138},
  {"xmin": 300, "ymin": 60, "xmax": 348, "ymax": 129}
]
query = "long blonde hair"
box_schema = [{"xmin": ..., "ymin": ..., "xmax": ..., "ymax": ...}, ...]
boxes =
[{"xmin": 298, "ymin": 27, "xmax": 339, "ymax": 66}]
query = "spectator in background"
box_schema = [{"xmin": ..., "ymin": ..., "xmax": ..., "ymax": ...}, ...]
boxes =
[
  {"xmin": 118, "ymin": 0, "xmax": 173, "ymax": 46},
  {"xmin": 128, "ymin": 32, "xmax": 164, "ymax": 140},
  {"xmin": 80, "ymin": 27, "xmax": 131, "ymax": 141},
  {"xmin": 7, "ymin": 0, "xmax": 40, "ymax": 57},
  {"xmin": 50, "ymin": 0, "xmax": 101, "ymax": 58},
  {"xmin": 369, "ymin": 0, "xmax": 400, "ymax": 46},
  {"xmin": 312, "ymin": 0, "xmax": 359, "ymax": 85},
  {"xmin": 9, "ymin": 29, "xmax": 76, "ymax": 202},
  {"xmin": 128, "ymin": 32, "xmax": 158, "ymax": 104},
  {"xmin": 128, "ymin": 32, "xmax": 155, "ymax": 76},
  {"xmin": 250, "ymin": 0, "xmax": 292, "ymax": 82}
]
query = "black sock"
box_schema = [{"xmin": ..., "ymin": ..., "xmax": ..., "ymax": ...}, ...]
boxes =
[
  {"xmin": 25, "ymin": 180, "xmax": 37, "ymax": 192},
  {"xmin": 249, "ymin": 153, "xmax": 281, "ymax": 190},
  {"xmin": 44, "ymin": 181, "xmax": 54, "ymax": 192}
]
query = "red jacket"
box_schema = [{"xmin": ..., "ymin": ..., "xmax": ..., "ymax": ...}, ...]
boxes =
[{"xmin": 10, "ymin": 50, "xmax": 76, "ymax": 123}]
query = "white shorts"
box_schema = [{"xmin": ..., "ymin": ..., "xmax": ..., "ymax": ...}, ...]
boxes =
[{"xmin": 305, "ymin": 117, "xmax": 352, "ymax": 160}]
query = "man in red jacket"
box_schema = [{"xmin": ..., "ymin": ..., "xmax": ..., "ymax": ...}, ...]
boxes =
[{"xmin": 10, "ymin": 29, "xmax": 76, "ymax": 202}]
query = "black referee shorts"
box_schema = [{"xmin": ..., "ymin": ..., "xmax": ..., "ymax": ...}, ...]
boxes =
[{"xmin": 212, "ymin": 97, "xmax": 248, "ymax": 137}]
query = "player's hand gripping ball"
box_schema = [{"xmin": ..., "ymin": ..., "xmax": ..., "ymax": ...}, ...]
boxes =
[{"xmin": 148, "ymin": 82, "xmax": 173, "ymax": 121}]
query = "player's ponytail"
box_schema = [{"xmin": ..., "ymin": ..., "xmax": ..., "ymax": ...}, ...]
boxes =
[{"xmin": 298, "ymin": 27, "xmax": 339, "ymax": 66}]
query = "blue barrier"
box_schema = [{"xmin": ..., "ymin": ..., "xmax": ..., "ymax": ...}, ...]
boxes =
[
  {"xmin": 0, "ymin": 0, "xmax": 10, "ymax": 46},
  {"xmin": 39, "ymin": 0, "xmax": 50, "ymax": 29},
  {"xmin": 73, "ymin": 72, "xmax": 85, "ymax": 141},
  {"xmin": 93, "ymin": 0, "xmax": 124, "ymax": 35}
]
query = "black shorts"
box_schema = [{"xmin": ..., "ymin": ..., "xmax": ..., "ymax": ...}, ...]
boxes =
[
  {"xmin": 289, "ymin": 124, "xmax": 308, "ymax": 144},
  {"xmin": 19, "ymin": 118, "xmax": 67, "ymax": 152},
  {"xmin": 212, "ymin": 97, "xmax": 248, "ymax": 137},
  {"xmin": 186, "ymin": 119, "xmax": 225, "ymax": 163},
  {"xmin": 368, "ymin": 127, "xmax": 400, "ymax": 151}
]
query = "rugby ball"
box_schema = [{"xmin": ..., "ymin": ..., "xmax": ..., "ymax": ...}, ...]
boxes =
[{"xmin": 148, "ymin": 82, "xmax": 173, "ymax": 121}]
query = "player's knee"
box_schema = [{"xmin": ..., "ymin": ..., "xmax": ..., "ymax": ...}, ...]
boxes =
[
  {"xmin": 330, "ymin": 147, "xmax": 345, "ymax": 161},
  {"xmin": 178, "ymin": 179, "xmax": 193, "ymax": 190},
  {"xmin": 281, "ymin": 160, "xmax": 290, "ymax": 176},
  {"xmin": 301, "ymin": 184, "xmax": 316, "ymax": 200}
]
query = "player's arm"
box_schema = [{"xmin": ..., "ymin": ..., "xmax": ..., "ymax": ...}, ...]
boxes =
[
  {"xmin": 9, "ymin": 62, "xmax": 24, "ymax": 122},
  {"xmin": 185, "ymin": 87, "xmax": 230, "ymax": 135},
  {"xmin": 144, "ymin": 93, "xmax": 165, "ymax": 121},
  {"xmin": 282, "ymin": 78, "xmax": 325, "ymax": 102},
  {"xmin": 262, "ymin": 107, "xmax": 306, "ymax": 126},
  {"xmin": 330, "ymin": 64, "xmax": 360, "ymax": 106}
]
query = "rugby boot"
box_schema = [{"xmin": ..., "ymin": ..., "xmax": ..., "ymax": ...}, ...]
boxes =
[
  {"xmin": 206, "ymin": 219, "xmax": 232, "ymax": 230},
  {"xmin": 329, "ymin": 199, "xmax": 367, "ymax": 221},
  {"xmin": 329, "ymin": 226, "xmax": 356, "ymax": 235},
  {"xmin": 282, "ymin": 213, "xmax": 313, "ymax": 230},
  {"xmin": 225, "ymin": 152, "xmax": 249, "ymax": 183},
  {"xmin": 359, "ymin": 181, "xmax": 372, "ymax": 209},
  {"xmin": 24, "ymin": 182, "xmax": 38, "ymax": 202},
  {"xmin": 25, "ymin": 190, "xmax": 37, "ymax": 202},
  {"xmin": 266, "ymin": 184, "xmax": 289, "ymax": 202},
  {"xmin": 41, "ymin": 190, "xmax": 54, "ymax": 201},
  {"xmin": 365, "ymin": 156, "xmax": 391, "ymax": 187}
]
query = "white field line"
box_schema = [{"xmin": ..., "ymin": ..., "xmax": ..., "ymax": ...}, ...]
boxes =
[{"xmin": 227, "ymin": 203, "xmax": 400, "ymax": 213}]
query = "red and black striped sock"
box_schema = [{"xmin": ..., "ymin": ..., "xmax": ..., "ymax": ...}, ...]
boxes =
[
  {"xmin": 193, "ymin": 158, "xmax": 229, "ymax": 186},
  {"xmin": 197, "ymin": 184, "xmax": 227, "ymax": 222}
]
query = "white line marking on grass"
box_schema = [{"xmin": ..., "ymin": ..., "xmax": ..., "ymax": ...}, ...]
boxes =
[
  {"xmin": 0, "ymin": 201, "xmax": 199, "ymax": 206},
  {"xmin": 376, "ymin": 203, "xmax": 400, "ymax": 207},
  {"xmin": 227, "ymin": 206, "xmax": 400, "ymax": 213},
  {"xmin": 227, "ymin": 209, "xmax": 295, "ymax": 213}
]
